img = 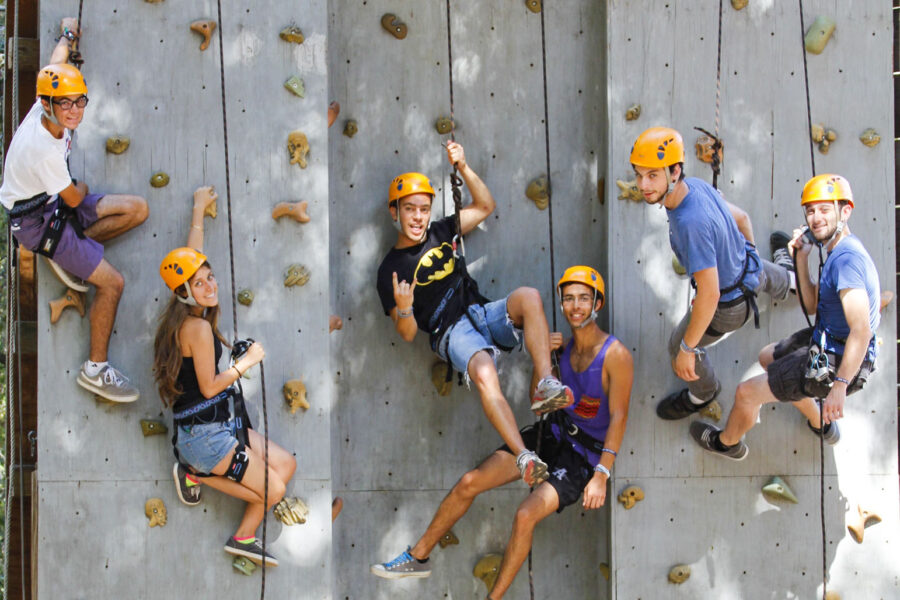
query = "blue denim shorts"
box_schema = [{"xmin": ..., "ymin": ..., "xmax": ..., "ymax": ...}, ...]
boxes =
[
  {"xmin": 175, "ymin": 421, "xmax": 239, "ymax": 473},
  {"xmin": 436, "ymin": 296, "xmax": 523, "ymax": 375}
]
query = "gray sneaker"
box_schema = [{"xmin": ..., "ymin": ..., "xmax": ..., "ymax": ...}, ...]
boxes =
[
  {"xmin": 173, "ymin": 463, "xmax": 201, "ymax": 506},
  {"xmin": 531, "ymin": 376, "xmax": 574, "ymax": 414},
  {"xmin": 224, "ymin": 536, "xmax": 278, "ymax": 567},
  {"xmin": 76, "ymin": 363, "xmax": 140, "ymax": 403},
  {"xmin": 690, "ymin": 421, "xmax": 749, "ymax": 461},
  {"xmin": 370, "ymin": 547, "xmax": 431, "ymax": 579},
  {"xmin": 807, "ymin": 420, "xmax": 840, "ymax": 445},
  {"xmin": 46, "ymin": 257, "xmax": 89, "ymax": 292},
  {"xmin": 770, "ymin": 230, "xmax": 795, "ymax": 272},
  {"xmin": 516, "ymin": 449, "xmax": 549, "ymax": 486}
]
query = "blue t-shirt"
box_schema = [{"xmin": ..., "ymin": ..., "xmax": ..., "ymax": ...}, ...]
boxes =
[
  {"xmin": 667, "ymin": 177, "xmax": 759, "ymax": 301},
  {"xmin": 812, "ymin": 235, "xmax": 880, "ymax": 362}
]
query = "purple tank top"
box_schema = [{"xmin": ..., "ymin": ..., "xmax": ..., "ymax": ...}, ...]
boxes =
[{"xmin": 552, "ymin": 335, "xmax": 616, "ymax": 464}]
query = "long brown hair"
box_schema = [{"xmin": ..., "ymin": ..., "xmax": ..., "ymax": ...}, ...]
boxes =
[{"xmin": 152, "ymin": 266, "xmax": 228, "ymax": 407}]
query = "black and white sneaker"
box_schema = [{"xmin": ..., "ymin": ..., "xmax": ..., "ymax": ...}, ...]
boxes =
[
  {"xmin": 770, "ymin": 230, "xmax": 794, "ymax": 272},
  {"xmin": 224, "ymin": 536, "xmax": 279, "ymax": 567},
  {"xmin": 173, "ymin": 463, "xmax": 201, "ymax": 506},
  {"xmin": 656, "ymin": 383, "xmax": 720, "ymax": 421},
  {"xmin": 690, "ymin": 421, "xmax": 749, "ymax": 461},
  {"xmin": 807, "ymin": 420, "xmax": 840, "ymax": 445}
]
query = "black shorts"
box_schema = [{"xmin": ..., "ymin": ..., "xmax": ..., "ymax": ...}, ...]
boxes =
[
  {"xmin": 499, "ymin": 422, "xmax": 594, "ymax": 513},
  {"xmin": 767, "ymin": 327, "xmax": 872, "ymax": 402}
]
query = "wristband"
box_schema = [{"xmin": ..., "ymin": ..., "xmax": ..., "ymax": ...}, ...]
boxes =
[
  {"xmin": 397, "ymin": 307, "xmax": 413, "ymax": 319},
  {"xmin": 232, "ymin": 365, "xmax": 242, "ymax": 378},
  {"xmin": 680, "ymin": 339, "xmax": 702, "ymax": 355},
  {"xmin": 601, "ymin": 448, "xmax": 617, "ymax": 457},
  {"xmin": 593, "ymin": 464, "xmax": 610, "ymax": 477},
  {"xmin": 834, "ymin": 376, "xmax": 851, "ymax": 386}
]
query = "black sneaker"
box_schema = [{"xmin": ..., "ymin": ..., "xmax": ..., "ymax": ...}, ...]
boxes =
[
  {"xmin": 807, "ymin": 420, "xmax": 840, "ymax": 445},
  {"xmin": 173, "ymin": 463, "xmax": 201, "ymax": 506},
  {"xmin": 770, "ymin": 230, "xmax": 794, "ymax": 272},
  {"xmin": 224, "ymin": 537, "xmax": 279, "ymax": 567},
  {"xmin": 690, "ymin": 421, "xmax": 749, "ymax": 460},
  {"xmin": 656, "ymin": 384, "xmax": 718, "ymax": 420}
]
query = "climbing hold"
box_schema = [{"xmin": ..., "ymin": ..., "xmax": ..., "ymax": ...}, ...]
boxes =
[
  {"xmin": 283, "ymin": 379, "xmax": 309, "ymax": 414},
  {"xmin": 273, "ymin": 496, "xmax": 309, "ymax": 525},
  {"xmin": 625, "ymin": 104, "xmax": 641, "ymax": 121},
  {"xmin": 140, "ymin": 419, "xmax": 168, "ymax": 437},
  {"xmin": 435, "ymin": 116, "xmax": 454, "ymax": 135},
  {"xmin": 818, "ymin": 139, "xmax": 831, "ymax": 155},
  {"xmin": 526, "ymin": 176, "xmax": 550, "ymax": 211},
  {"xmin": 824, "ymin": 592, "xmax": 841, "ymax": 600},
  {"xmin": 144, "ymin": 0, "xmax": 164, "ymax": 3},
  {"xmin": 284, "ymin": 264, "xmax": 310, "ymax": 287},
  {"xmin": 672, "ymin": 255, "xmax": 687, "ymax": 276},
  {"xmin": 328, "ymin": 101, "xmax": 340, "ymax": 128},
  {"xmin": 332, "ymin": 497, "xmax": 343, "ymax": 522},
  {"xmin": 804, "ymin": 15, "xmax": 836, "ymax": 55},
  {"xmin": 761, "ymin": 476, "xmax": 799, "ymax": 504},
  {"xmin": 438, "ymin": 530, "xmax": 459, "ymax": 548},
  {"xmin": 825, "ymin": 129, "xmax": 837, "ymax": 142},
  {"xmin": 204, "ymin": 198, "xmax": 217, "ymax": 219},
  {"xmin": 525, "ymin": 0, "xmax": 542, "ymax": 14},
  {"xmin": 105, "ymin": 136, "xmax": 130, "ymax": 155},
  {"xmin": 381, "ymin": 14, "xmax": 408, "ymax": 40},
  {"xmin": 431, "ymin": 362, "xmax": 453, "ymax": 397},
  {"xmin": 287, "ymin": 131, "xmax": 310, "ymax": 169},
  {"xmin": 272, "ymin": 200, "xmax": 310, "ymax": 223},
  {"xmin": 616, "ymin": 179, "xmax": 642, "ymax": 203},
  {"xmin": 617, "ymin": 485, "xmax": 644, "ymax": 510},
  {"xmin": 810, "ymin": 123, "xmax": 826, "ymax": 143},
  {"xmin": 699, "ymin": 399, "xmax": 722, "ymax": 422},
  {"xmin": 473, "ymin": 554, "xmax": 503, "ymax": 593},
  {"xmin": 49, "ymin": 289, "xmax": 86, "ymax": 324},
  {"xmin": 731, "ymin": 0, "xmax": 748, "ymax": 10},
  {"xmin": 329, "ymin": 315, "xmax": 343, "ymax": 333},
  {"xmin": 598, "ymin": 563, "xmax": 610, "ymax": 580},
  {"xmin": 668, "ymin": 564, "xmax": 691, "ymax": 584},
  {"xmin": 695, "ymin": 134, "xmax": 723, "ymax": 165},
  {"xmin": 232, "ymin": 556, "xmax": 257, "ymax": 576},
  {"xmin": 190, "ymin": 19, "xmax": 216, "ymax": 51},
  {"xmin": 145, "ymin": 498, "xmax": 167, "ymax": 528},
  {"xmin": 859, "ymin": 128, "xmax": 880, "ymax": 147},
  {"xmin": 279, "ymin": 25, "xmax": 304, "ymax": 45},
  {"xmin": 284, "ymin": 75, "xmax": 305, "ymax": 98},
  {"xmin": 847, "ymin": 504, "xmax": 881, "ymax": 543},
  {"xmin": 880, "ymin": 290, "xmax": 894, "ymax": 311},
  {"xmin": 343, "ymin": 120, "xmax": 358, "ymax": 138},
  {"xmin": 237, "ymin": 289, "xmax": 254, "ymax": 306},
  {"xmin": 150, "ymin": 172, "xmax": 170, "ymax": 188}
]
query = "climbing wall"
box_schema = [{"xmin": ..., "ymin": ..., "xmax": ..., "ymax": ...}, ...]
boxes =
[
  {"xmin": 328, "ymin": 1, "xmax": 607, "ymax": 598},
  {"xmin": 35, "ymin": 1, "xmax": 332, "ymax": 598},
  {"xmin": 607, "ymin": 1, "xmax": 899, "ymax": 598}
]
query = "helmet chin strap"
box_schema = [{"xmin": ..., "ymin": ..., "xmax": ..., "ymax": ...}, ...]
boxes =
[
  {"xmin": 176, "ymin": 282, "xmax": 198, "ymax": 306},
  {"xmin": 561, "ymin": 290, "xmax": 599, "ymax": 329},
  {"xmin": 41, "ymin": 101, "xmax": 60, "ymax": 126},
  {"xmin": 394, "ymin": 214, "xmax": 427, "ymax": 243}
]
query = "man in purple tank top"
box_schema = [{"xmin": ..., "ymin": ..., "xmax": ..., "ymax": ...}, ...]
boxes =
[{"xmin": 370, "ymin": 266, "xmax": 634, "ymax": 599}]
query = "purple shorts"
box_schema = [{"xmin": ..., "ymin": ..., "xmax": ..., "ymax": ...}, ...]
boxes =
[{"xmin": 9, "ymin": 194, "xmax": 105, "ymax": 280}]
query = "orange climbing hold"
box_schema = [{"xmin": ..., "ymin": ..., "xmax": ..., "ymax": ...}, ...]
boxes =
[
  {"xmin": 190, "ymin": 20, "xmax": 216, "ymax": 52},
  {"xmin": 49, "ymin": 289, "xmax": 86, "ymax": 324},
  {"xmin": 272, "ymin": 200, "xmax": 310, "ymax": 223}
]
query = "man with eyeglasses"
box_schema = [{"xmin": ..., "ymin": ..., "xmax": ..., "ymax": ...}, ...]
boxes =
[{"xmin": 1, "ymin": 18, "xmax": 148, "ymax": 403}]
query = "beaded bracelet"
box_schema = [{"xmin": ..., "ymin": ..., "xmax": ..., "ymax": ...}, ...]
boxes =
[
  {"xmin": 834, "ymin": 376, "xmax": 851, "ymax": 386},
  {"xmin": 397, "ymin": 307, "xmax": 413, "ymax": 319},
  {"xmin": 601, "ymin": 448, "xmax": 617, "ymax": 457}
]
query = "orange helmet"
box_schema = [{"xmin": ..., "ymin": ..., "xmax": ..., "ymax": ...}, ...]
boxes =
[
  {"xmin": 160, "ymin": 247, "xmax": 208, "ymax": 292},
  {"xmin": 557, "ymin": 265, "xmax": 605, "ymax": 310},
  {"xmin": 630, "ymin": 127, "xmax": 684, "ymax": 169},
  {"xmin": 36, "ymin": 63, "xmax": 87, "ymax": 97},
  {"xmin": 388, "ymin": 172, "xmax": 434, "ymax": 207},
  {"xmin": 801, "ymin": 174, "xmax": 854, "ymax": 208}
]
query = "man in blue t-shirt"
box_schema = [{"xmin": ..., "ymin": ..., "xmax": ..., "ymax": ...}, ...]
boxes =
[
  {"xmin": 629, "ymin": 127, "xmax": 794, "ymax": 423},
  {"xmin": 691, "ymin": 174, "xmax": 880, "ymax": 459}
]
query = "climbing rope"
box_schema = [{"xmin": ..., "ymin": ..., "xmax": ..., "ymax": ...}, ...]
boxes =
[
  {"xmin": 443, "ymin": 0, "xmax": 464, "ymax": 254},
  {"xmin": 694, "ymin": 0, "xmax": 725, "ymax": 188},
  {"xmin": 213, "ymin": 2, "xmax": 269, "ymax": 596},
  {"xmin": 68, "ymin": 0, "xmax": 85, "ymax": 69}
]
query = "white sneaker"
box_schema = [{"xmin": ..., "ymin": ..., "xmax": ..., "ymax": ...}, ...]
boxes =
[
  {"xmin": 46, "ymin": 257, "xmax": 89, "ymax": 292},
  {"xmin": 76, "ymin": 363, "xmax": 140, "ymax": 403}
]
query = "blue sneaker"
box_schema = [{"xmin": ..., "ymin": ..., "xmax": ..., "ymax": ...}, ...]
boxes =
[{"xmin": 370, "ymin": 547, "xmax": 431, "ymax": 579}]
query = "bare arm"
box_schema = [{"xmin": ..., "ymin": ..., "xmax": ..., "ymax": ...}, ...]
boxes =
[
  {"xmin": 725, "ymin": 201, "xmax": 755, "ymax": 245},
  {"xmin": 446, "ymin": 142, "xmax": 495, "ymax": 235},
  {"xmin": 821, "ymin": 288, "xmax": 872, "ymax": 424},
  {"xmin": 673, "ymin": 267, "xmax": 719, "ymax": 381},
  {"xmin": 187, "ymin": 186, "xmax": 218, "ymax": 251},
  {"xmin": 57, "ymin": 180, "xmax": 87, "ymax": 208},
  {"xmin": 390, "ymin": 272, "xmax": 418, "ymax": 342},
  {"xmin": 49, "ymin": 18, "xmax": 79, "ymax": 65},
  {"xmin": 180, "ymin": 318, "xmax": 264, "ymax": 399}
]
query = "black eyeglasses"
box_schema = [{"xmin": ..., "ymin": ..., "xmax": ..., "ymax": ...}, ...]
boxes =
[{"xmin": 51, "ymin": 96, "xmax": 89, "ymax": 110}]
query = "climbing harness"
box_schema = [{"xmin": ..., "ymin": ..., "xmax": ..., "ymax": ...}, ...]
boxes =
[{"xmin": 693, "ymin": 0, "xmax": 725, "ymax": 188}]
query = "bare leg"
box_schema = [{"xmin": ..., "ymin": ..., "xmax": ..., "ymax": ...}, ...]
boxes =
[
  {"xmin": 758, "ymin": 342, "xmax": 778, "ymax": 370},
  {"xmin": 719, "ymin": 374, "xmax": 779, "ymax": 446},
  {"xmin": 410, "ymin": 451, "xmax": 519, "ymax": 560},
  {"xmin": 791, "ymin": 397, "xmax": 822, "ymax": 428},
  {"xmin": 468, "ymin": 351, "xmax": 526, "ymax": 455},
  {"xmin": 85, "ymin": 259, "xmax": 123, "ymax": 362},
  {"xmin": 85, "ymin": 194, "xmax": 148, "ymax": 242},
  {"xmin": 505, "ymin": 287, "xmax": 552, "ymax": 392},
  {"xmin": 489, "ymin": 483, "xmax": 559, "ymax": 599}
]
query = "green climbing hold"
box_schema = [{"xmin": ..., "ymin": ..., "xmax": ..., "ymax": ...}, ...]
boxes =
[
  {"xmin": 762, "ymin": 476, "xmax": 799, "ymax": 504},
  {"xmin": 232, "ymin": 556, "xmax": 257, "ymax": 576},
  {"xmin": 804, "ymin": 15, "xmax": 835, "ymax": 55},
  {"xmin": 672, "ymin": 255, "xmax": 687, "ymax": 276},
  {"xmin": 284, "ymin": 75, "xmax": 305, "ymax": 98},
  {"xmin": 150, "ymin": 172, "xmax": 170, "ymax": 188}
]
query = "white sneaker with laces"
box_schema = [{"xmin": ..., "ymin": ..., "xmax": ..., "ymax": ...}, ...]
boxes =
[{"xmin": 77, "ymin": 363, "xmax": 140, "ymax": 403}]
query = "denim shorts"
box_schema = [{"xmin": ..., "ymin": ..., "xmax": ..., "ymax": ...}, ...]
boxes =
[
  {"xmin": 175, "ymin": 420, "xmax": 239, "ymax": 473},
  {"xmin": 436, "ymin": 296, "xmax": 523, "ymax": 375},
  {"xmin": 9, "ymin": 194, "xmax": 105, "ymax": 280}
]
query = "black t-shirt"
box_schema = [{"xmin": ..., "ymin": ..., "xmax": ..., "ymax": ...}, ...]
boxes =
[
  {"xmin": 173, "ymin": 335, "xmax": 224, "ymax": 421},
  {"xmin": 376, "ymin": 216, "xmax": 461, "ymax": 332}
]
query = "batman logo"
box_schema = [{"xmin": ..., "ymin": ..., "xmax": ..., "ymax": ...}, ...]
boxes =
[{"xmin": 413, "ymin": 243, "xmax": 455, "ymax": 286}]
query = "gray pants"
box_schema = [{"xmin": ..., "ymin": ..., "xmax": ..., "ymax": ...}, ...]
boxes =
[{"xmin": 667, "ymin": 259, "xmax": 792, "ymax": 401}]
